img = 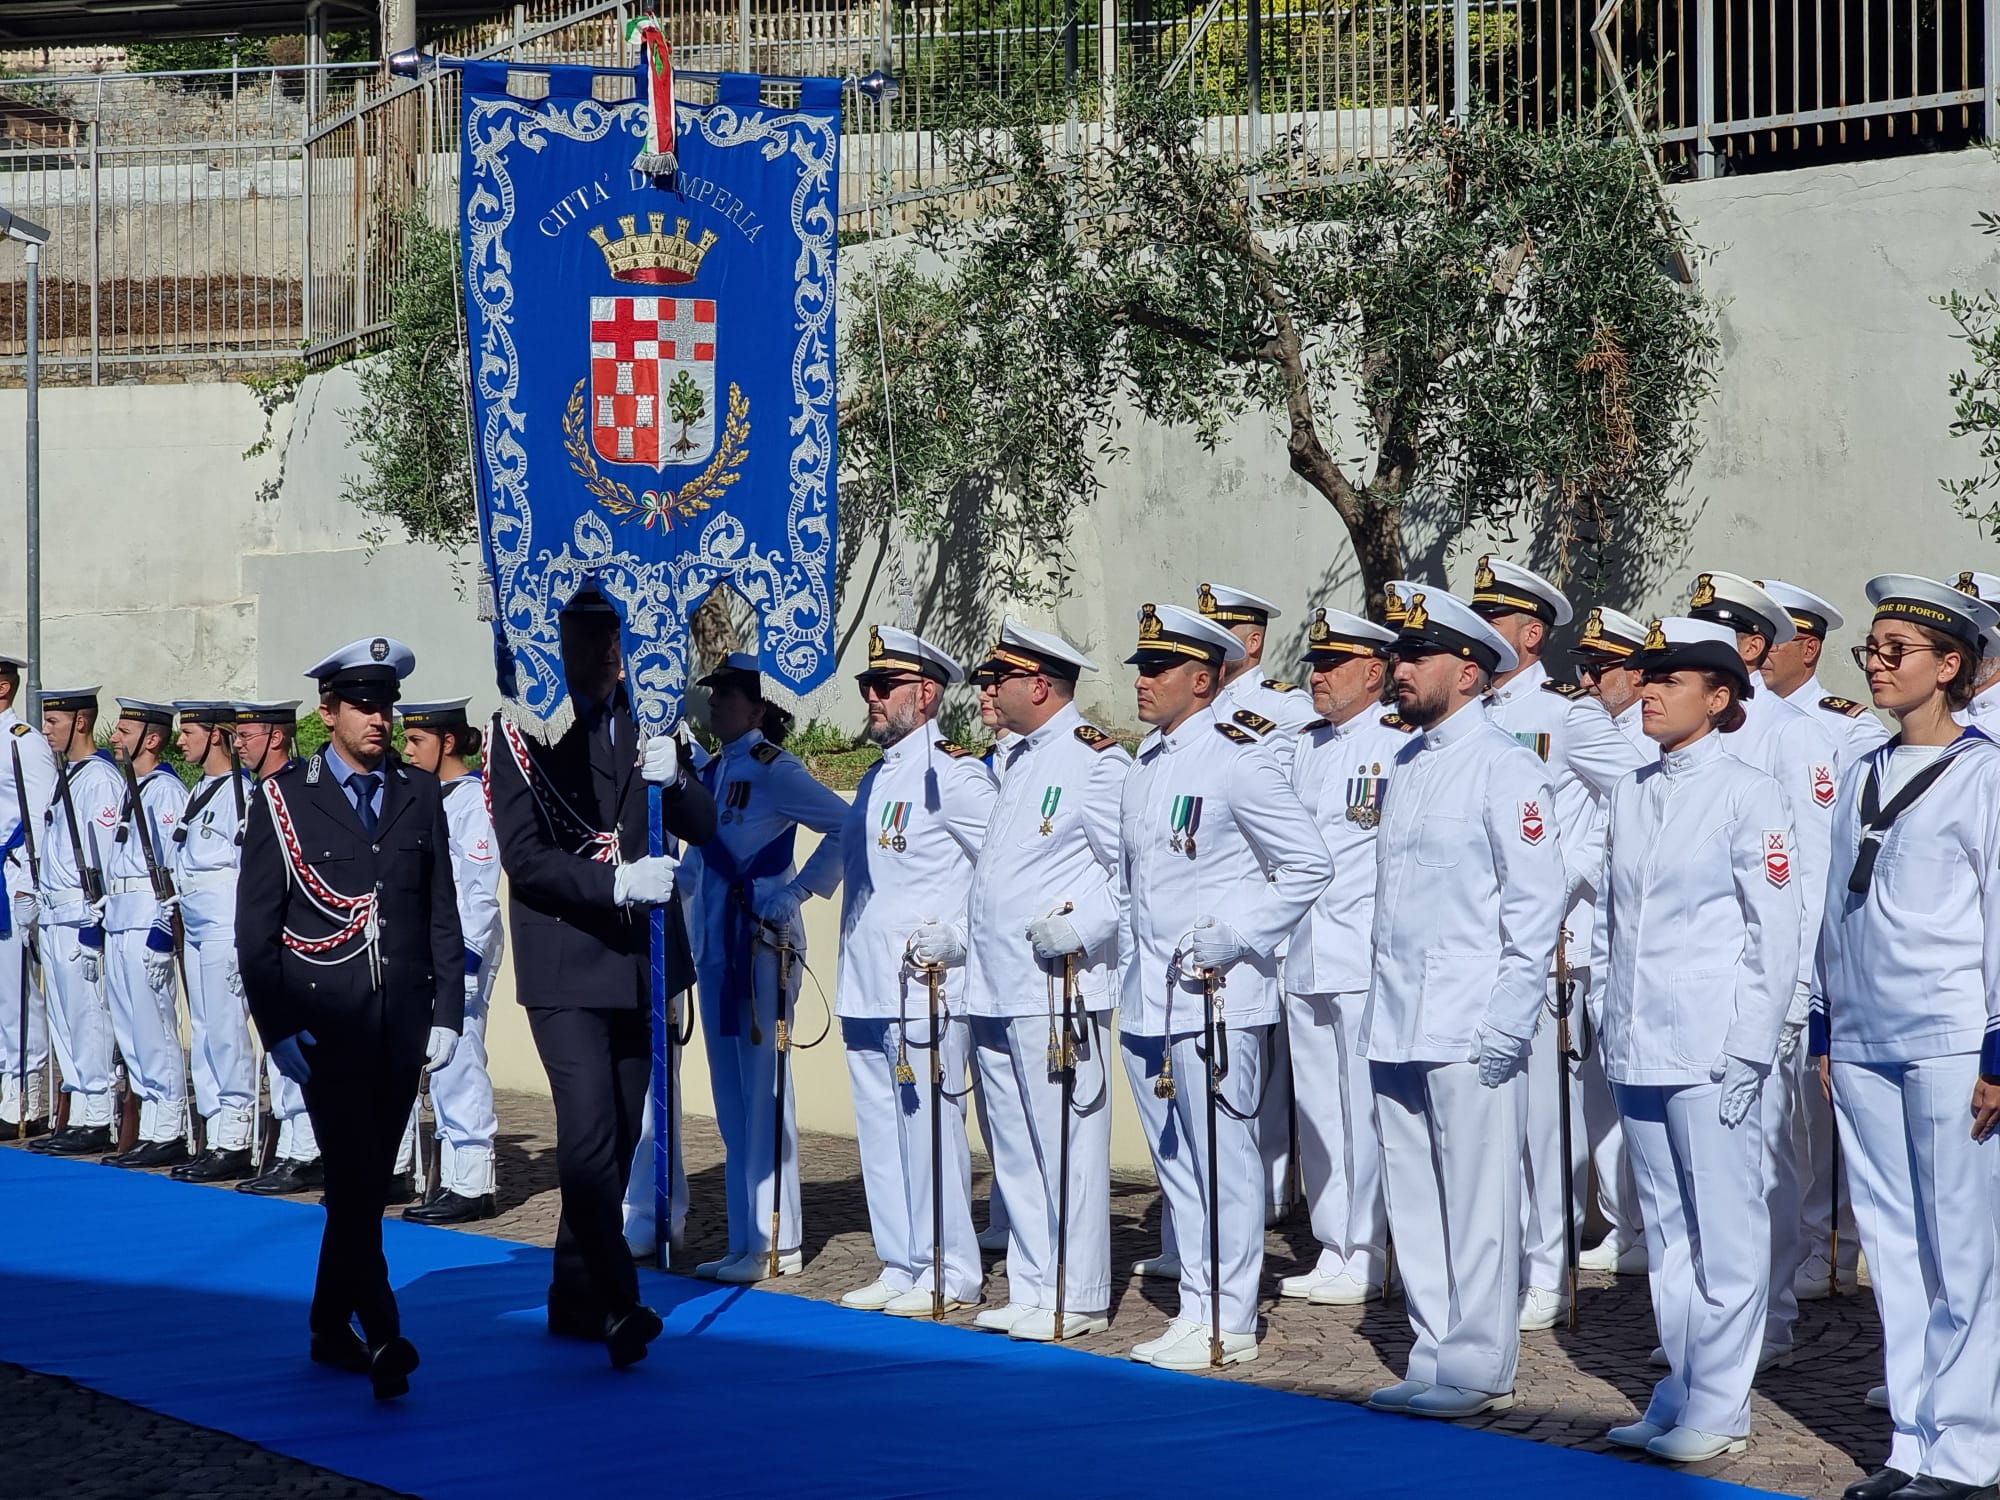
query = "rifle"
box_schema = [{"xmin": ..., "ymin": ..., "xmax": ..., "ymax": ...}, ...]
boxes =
[
  {"xmin": 53, "ymin": 753, "xmax": 104, "ymax": 910},
  {"xmin": 115, "ymin": 748, "xmax": 194, "ymax": 1144},
  {"xmin": 11, "ymin": 741, "xmax": 41, "ymax": 1139}
]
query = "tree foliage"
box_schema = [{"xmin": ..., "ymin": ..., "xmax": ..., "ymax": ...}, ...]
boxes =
[
  {"xmin": 1941, "ymin": 209, "xmax": 2000, "ymax": 537},
  {"xmin": 843, "ymin": 87, "xmax": 1720, "ymax": 614}
]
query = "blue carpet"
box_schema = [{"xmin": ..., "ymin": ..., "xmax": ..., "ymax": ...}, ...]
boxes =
[{"xmin": 0, "ymin": 1150, "xmax": 1774, "ymax": 1499}]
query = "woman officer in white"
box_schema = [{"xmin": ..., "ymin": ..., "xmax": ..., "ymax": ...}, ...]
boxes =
[
  {"xmin": 685, "ymin": 653, "xmax": 847, "ymax": 1284},
  {"xmin": 1817, "ymin": 577, "xmax": 2000, "ymax": 1500},
  {"xmin": 1596, "ymin": 618, "xmax": 1800, "ymax": 1464}
]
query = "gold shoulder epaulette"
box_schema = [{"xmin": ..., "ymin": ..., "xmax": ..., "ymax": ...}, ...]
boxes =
[
  {"xmin": 1821, "ymin": 695, "xmax": 1867, "ymax": 718},
  {"xmin": 1233, "ymin": 709, "xmax": 1276, "ymax": 735},
  {"xmin": 1300, "ymin": 718, "xmax": 1332, "ymax": 733},
  {"xmin": 937, "ymin": 740, "xmax": 977, "ymax": 758},
  {"xmin": 1542, "ymin": 679, "xmax": 1590, "ymax": 699},
  {"xmin": 9, "ymin": 723, "xmax": 27, "ymax": 737},
  {"xmin": 1381, "ymin": 712, "xmax": 1416, "ymax": 732},
  {"xmin": 750, "ymin": 741, "xmax": 783, "ymax": 764},
  {"xmin": 1262, "ymin": 678, "xmax": 1300, "ymax": 693},
  {"xmin": 1217, "ymin": 723, "xmax": 1256, "ymax": 746},
  {"xmin": 1073, "ymin": 724, "xmax": 1119, "ymax": 752}
]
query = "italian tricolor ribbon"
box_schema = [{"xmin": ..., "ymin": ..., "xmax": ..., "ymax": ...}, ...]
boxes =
[{"xmin": 626, "ymin": 15, "xmax": 678, "ymax": 177}]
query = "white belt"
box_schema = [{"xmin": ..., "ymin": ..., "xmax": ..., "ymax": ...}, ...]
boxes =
[
  {"xmin": 41, "ymin": 887, "xmax": 85, "ymax": 907},
  {"xmin": 108, "ymin": 876, "xmax": 156, "ymax": 896},
  {"xmin": 179, "ymin": 870, "xmax": 237, "ymax": 894}
]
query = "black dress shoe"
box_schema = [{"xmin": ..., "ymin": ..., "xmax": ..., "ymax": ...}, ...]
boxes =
[
  {"xmin": 402, "ymin": 1190, "xmax": 498, "ymax": 1225},
  {"xmin": 171, "ymin": 1147, "xmax": 253, "ymax": 1183},
  {"xmin": 383, "ymin": 1173, "xmax": 415, "ymax": 1206},
  {"xmin": 1846, "ymin": 1470, "xmax": 1915, "ymax": 1500},
  {"xmin": 547, "ymin": 1287, "xmax": 610, "ymax": 1342},
  {"xmin": 367, "ymin": 1336, "xmax": 420, "ymax": 1401},
  {"xmin": 5, "ymin": 1117, "xmax": 49, "ymax": 1139},
  {"xmin": 1887, "ymin": 1476, "xmax": 1999, "ymax": 1500},
  {"xmin": 309, "ymin": 1327, "xmax": 372, "ymax": 1375},
  {"xmin": 238, "ymin": 1158, "xmax": 324, "ymax": 1196},
  {"xmin": 606, "ymin": 1305, "xmax": 663, "ymax": 1369},
  {"xmin": 108, "ymin": 1138, "xmax": 190, "ymax": 1170},
  {"xmin": 32, "ymin": 1125, "xmax": 112, "ymax": 1156}
]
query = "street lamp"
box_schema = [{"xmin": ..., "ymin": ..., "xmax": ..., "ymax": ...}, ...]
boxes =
[{"xmin": 1, "ymin": 204, "xmax": 51, "ymax": 716}]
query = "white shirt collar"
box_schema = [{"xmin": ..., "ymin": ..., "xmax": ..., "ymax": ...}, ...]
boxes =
[
  {"xmin": 1020, "ymin": 700, "xmax": 1081, "ymax": 752},
  {"xmin": 1139, "ymin": 704, "xmax": 1217, "ymax": 758},
  {"xmin": 1486, "ymin": 659, "xmax": 1548, "ymax": 707},
  {"xmin": 880, "ymin": 720, "xmax": 939, "ymax": 767},
  {"xmin": 1421, "ymin": 697, "xmax": 1489, "ymax": 752},
  {"xmin": 1659, "ymin": 728, "xmax": 1724, "ymax": 777}
]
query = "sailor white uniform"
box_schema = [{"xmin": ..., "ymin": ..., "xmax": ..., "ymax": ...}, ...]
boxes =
[
  {"xmin": 36, "ymin": 700, "xmax": 122, "ymax": 1134},
  {"xmin": 0, "ymin": 688, "xmax": 57, "ymax": 1130},
  {"xmin": 1595, "ymin": 620, "xmax": 1799, "ymax": 1453},
  {"xmin": 684, "ymin": 716, "xmax": 847, "ymax": 1270},
  {"xmin": 837, "ymin": 628, "xmax": 997, "ymax": 1310},
  {"xmin": 1687, "ymin": 571, "xmax": 1840, "ymax": 1352},
  {"xmin": 1283, "ymin": 611, "xmax": 1410, "ymax": 1299},
  {"xmin": 102, "ymin": 709, "xmax": 190, "ymax": 1149},
  {"xmin": 964, "ymin": 669, "xmax": 1129, "ymax": 1335},
  {"xmin": 1119, "ymin": 694, "xmax": 1331, "ymax": 1360},
  {"xmin": 168, "ymin": 704, "xmax": 257, "ymax": 1157},
  {"xmin": 1816, "ymin": 576, "xmax": 2000, "ymax": 1496},
  {"xmin": 1365, "ymin": 586, "xmax": 1563, "ymax": 1412}
]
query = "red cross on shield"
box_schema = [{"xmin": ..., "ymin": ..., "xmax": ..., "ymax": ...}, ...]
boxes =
[{"xmin": 589, "ymin": 294, "xmax": 718, "ymax": 470}]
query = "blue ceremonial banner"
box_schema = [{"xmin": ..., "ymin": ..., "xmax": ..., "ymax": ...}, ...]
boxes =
[{"xmin": 460, "ymin": 62, "xmax": 842, "ymax": 737}]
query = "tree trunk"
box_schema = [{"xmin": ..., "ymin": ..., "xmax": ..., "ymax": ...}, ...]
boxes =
[
  {"xmin": 690, "ymin": 589, "xmax": 743, "ymax": 673},
  {"xmin": 1345, "ymin": 497, "xmax": 1406, "ymax": 624}
]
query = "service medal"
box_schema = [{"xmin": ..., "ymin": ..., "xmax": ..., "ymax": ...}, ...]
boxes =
[
  {"xmin": 1346, "ymin": 766, "xmax": 1385, "ymax": 828},
  {"xmin": 1039, "ymin": 785, "xmax": 1062, "ymax": 837},
  {"xmin": 1171, "ymin": 795, "xmax": 1203, "ymax": 859},
  {"xmin": 879, "ymin": 800, "xmax": 911, "ymax": 851}
]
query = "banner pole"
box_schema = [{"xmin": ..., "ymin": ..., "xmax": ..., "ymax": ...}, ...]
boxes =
[{"xmin": 650, "ymin": 782, "xmax": 670, "ymax": 1271}]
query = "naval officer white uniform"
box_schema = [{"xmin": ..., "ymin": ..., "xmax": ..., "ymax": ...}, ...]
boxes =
[
  {"xmin": 1117, "ymin": 603, "xmax": 1331, "ymax": 1369},
  {"xmin": 1471, "ymin": 558, "xmax": 1647, "ymax": 1331},
  {"xmin": 1279, "ymin": 608, "xmax": 1413, "ymax": 1305},
  {"xmin": 1595, "ymin": 618, "xmax": 1800, "ymax": 1464},
  {"xmin": 1686, "ymin": 571, "xmax": 1842, "ymax": 1358},
  {"xmin": 841, "ymin": 628, "xmax": 998, "ymax": 1316},
  {"xmin": 1817, "ymin": 576, "xmax": 2000, "ymax": 1500},
  {"xmin": 960, "ymin": 621, "xmax": 1131, "ymax": 1342},
  {"xmin": 0, "ymin": 654, "xmax": 57, "ymax": 1135},
  {"xmin": 1363, "ymin": 585, "xmax": 1564, "ymax": 1421},
  {"xmin": 1951, "ymin": 571, "xmax": 2000, "ymax": 733}
]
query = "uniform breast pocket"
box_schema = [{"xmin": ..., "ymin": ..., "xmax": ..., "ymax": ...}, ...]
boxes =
[
  {"xmin": 1667, "ymin": 967, "xmax": 1733, "ymax": 1068},
  {"xmin": 387, "ymin": 831, "xmax": 433, "ymax": 885},
  {"xmin": 1416, "ymin": 814, "xmax": 1469, "ymax": 869},
  {"xmin": 1882, "ymin": 845, "xmax": 1967, "ymax": 910}
]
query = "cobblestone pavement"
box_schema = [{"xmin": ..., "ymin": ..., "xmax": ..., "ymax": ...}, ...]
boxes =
[{"xmin": 2, "ymin": 1090, "xmax": 1887, "ymax": 1498}]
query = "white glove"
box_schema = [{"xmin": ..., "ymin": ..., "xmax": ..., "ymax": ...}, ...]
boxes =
[
  {"xmin": 612, "ymin": 853, "xmax": 680, "ymax": 906},
  {"xmin": 753, "ymin": 877, "xmax": 804, "ymax": 940},
  {"xmin": 1778, "ymin": 1021, "xmax": 1803, "ymax": 1061},
  {"xmin": 909, "ymin": 920, "xmax": 966, "ymax": 967},
  {"xmin": 155, "ymin": 891, "xmax": 181, "ymax": 917},
  {"xmin": 10, "ymin": 893, "xmax": 35, "ymax": 931},
  {"xmin": 1188, "ymin": 918, "xmax": 1250, "ymax": 975},
  {"xmin": 80, "ymin": 947, "xmax": 101, "ymax": 985},
  {"xmin": 1713, "ymin": 1055, "xmax": 1768, "ymax": 1127},
  {"xmin": 143, "ymin": 949, "xmax": 175, "ymax": 992},
  {"xmin": 1470, "ymin": 1024, "xmax": 1531, "ymax": 1089},
  {"xmin": 424, "ymin": 1025, "xmax": 459, "ymax": 1074},
  {"xmin": 1026, "ymin": 914, "xmax": 1083, "ymax": 962},
  {"xmin": 640, "ymin": 735, "xmax": 681, "ymax": 786},
  {"xmin": 87, "ymin": 896, "xmax": 107, "ymax": 925}
]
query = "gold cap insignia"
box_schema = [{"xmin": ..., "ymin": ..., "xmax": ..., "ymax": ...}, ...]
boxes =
[
  {"xmin": 1383, "ymin": 588, "xmax": 1409, "ymax": 626},
  {"xmin": 868, "ymin": 626, "xmax": 885, "ymax": 661},
  {"xmin": 1958, "ymin": 570, "xmax": 1979, "ymax": 596},
  {"xmin": 1474, "ymin": 556, "xmax": 1496, "ymax": 590},
  {"xmin": 1139, "ymin": 604, "xmax": 1163, "ymax": 641},
  {"xmin": 1196, "ymin": 584, "xmax": 1218, "ymax": 617},
  {"xmin": 1309, "ymin": 607, "xmax": 1330, "ymax": 645},
  {"xmin": 1580, "ymin": 608, "xmax": 1606, "ymax": 645},
  {"xmin": 1689, "ymin": 573, "xmax": 1717, "ymax": 609},
  {"xmin": 1404, "ymin": 592, "xmax": 1430, "ymax": 631},
  {"xmin": 1643, "ymin": 619, "xmax": 1669, "ymax": 652}
]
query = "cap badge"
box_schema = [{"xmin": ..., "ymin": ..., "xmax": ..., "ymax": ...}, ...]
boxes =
[
  {"xmin": 1689, "ymin": 573, "xmax": 1717, "ymax": 609},
  {"xmin": 1196, "ymin": 584, "xmax": 1218, "ymax": 618},
  {"xmin": 370, "ymin": 638, "xmax": 389, "ymax": 662},
  {"xmin": 1309, "ymin": 607, "xmax": 1331, "ymax": 646},
  {"xmin": 1403, "ymin": 592, "xmax": 1430, "ymax": 631},
  {"xmin": 1474, "ymin": 556, "xmax": 1496, "ymax": 590},
  {"xmin": 1643, "ymin": 619, "xmax": 1669, "ymax": 652},
  {"xmin": 1139, "ymin": 604, "xmax": 1163, "ymax": 642},
  {"xmin": 1958, "ymin": 571, "xmax": 1979, "ymax": 596},
  {"xmin": 1581, "ymin": 608, "xmax": 1606, "ymax": 646},
  {"xmin": 1383, "ymin": 587, "xmax": 1409, "ymax": 626},
  {"xmin": 868, "ymin": 626, "xmax": 885, "ymax": 661}
]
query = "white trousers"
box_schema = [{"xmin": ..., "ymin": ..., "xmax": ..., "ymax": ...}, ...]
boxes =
[
  {"xmin": 1761, "ymin": 1041, "xmax": 1811, "ymax": 1346},
  {"xmin": 268, "ymin": 1057, "xmax": 320, "ymax": 1162},
  {"xmin": 1258, "ymin": 1010, "xmax": 1296, "ymax": 1211},
  {"xmin": 182, "ymin": 921, "xmax": 254, "ymax": 1150},
  {"xmin": 42, "ymin": 925, "xmax": 115, "ymax": 1125},
  {"xmin": 396, "ymin": 981, "xmax": 499, "ymax": 1195},
  {"xmin": 1373, "ymin": 1058, "xmax": 1526, "ymax": 1393},
  {"xmin": 104, "ymin": 929, "xmax": 187, "ymax": 1143},
  {"xmin": 620, "ymin": 1039, "xmax": 689, "ymax": 1250},
  {"xmin": 0, "ymin": 918, "xmax": 49, "ymax": 1124},
  {"xmin": 1617, "ymin": 1079, "xmax": 1769, "ymax": 1437},
  {"xmin": 1122, "ymin": 1026, "xmax": 1268, "ymax": 1335},
  {"xmin": 698, "ymin": 944, "xmax": 801, "ymax": 1259},
  {"xmin": 1287, "ymin": 990, "xmax": 1386, "ymax": 1281},
  {"xmin": 842, "ymin": 1015, "xmax": 982, "ymax": 1301},
  {"xmin": 969, "ymin": 1011, "xmax": 1113, "ymax": 1313},
  {"xmin": 1834, "ymin": 1055, "xmax": 2000, "ymax": 1487},
  {"xmin": 1800, "ymin": 1073, "xmax": 1860, "ymax": 1272}
]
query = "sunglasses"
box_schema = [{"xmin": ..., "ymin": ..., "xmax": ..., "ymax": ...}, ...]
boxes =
[{"xmin": 857, "ymin": 675, "xmax": 923, "ymax": 700}]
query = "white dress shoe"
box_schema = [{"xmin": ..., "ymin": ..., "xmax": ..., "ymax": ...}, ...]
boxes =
[
  {"xmin": 1405, "ymin": 1384, "xmax": 1516, "ymax": 1419},
  {"xmin": 883, "ymin": 1285, "xmax": 976, "ymax": 1317},
  {"xmin": 1366, "ymin": 1379, "xmax": 1432, "ymax": 1412},
  {"xmin": 1149, "ymin": 1320, "xmax": 1258, "ymax": 1369},
  {"xmin": 1132, "ymin": 1253, "xmax": 1181, "ymax": 1279},
  {"xmin": 1279, "ymin": 1266, "xmax": 1339, "ymax": 1299},
  {"xmin": 1646, "ymin": 1427, "xmax": 1747, "ymax": 1462},
  {"xmin": 977, "ymin": 1224, "xmax": 1008, "ymax": 1253},
  {"xmin": 1607, "ymin": 1419, "xmax": 1671, "ymax": 1450},
  {"xmin": 1757, "ymin": 1343, "xmax": 1795, "ymax": 1372},
  {"xmin": 1009, "ymin": 1307, "xmax": 1110, "ymax": 1341},
  {"xmin": 1578, "ymin": 1237, "xmax": 1650, "ymax": 1275},
  {"xmin": 1649, "ymin": 1345, "xmax": 1670, "ymax": 1368},
  {"xmin": 1518, "ymin": 1286, "xmax": 1569, "ymax": 1331},
  {"xmin": 715, "ymin": 1249, "xmax": 802, "ymax": 1284},
  {"xmin": 1865, "ymin": 1385, "xmax": 1890, "ymax": 1411},
  {"xmin": 840, "ymin": 1277, "xmax": 901, "ymax": 1310},
  {"xmin": 1130, "ymin": 1317, "xmax": 1201, "ymax": 1363},
  {"xmin": 1308, "ymin": 1273, "xmax": 1383, "ymax": 1306},
  {"xmin": 693, "ymin": 1253, "xmax": 740, "ymax": 1280},
  {"xmin": 973, "ymin": 1302, "xmax": 1032, "ymax": 1333}
]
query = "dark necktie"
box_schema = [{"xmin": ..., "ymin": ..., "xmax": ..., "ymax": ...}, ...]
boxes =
[{"xmin": 348, "ymin": 772, "xmax": 381, "ymax": 836}]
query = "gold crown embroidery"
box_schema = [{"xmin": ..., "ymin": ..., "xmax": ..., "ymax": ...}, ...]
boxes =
[
  {"xmin": 1689, "ymin": 573, "xmax": 1717, "ymax": 609},
  {"xmin": 868, "ymin": 626, "xmax": 886, "ymax": 661},
  {"xmin": 589, "ymin": 215, "xmax": 718, "ymax": 286},
  {"xmin": 1404, "ymin": 592, "xmax": 1430, "ymax": 631},
  {"xmin": 1196, "ymin": 584, "xmax": 1218, "ymax": 617},
  {"xmin": 1384, "ymin": 588, "xmax": 1409, "ymax": 626},
  {"xmin": 1643, "ymin": 619, "xmax": 1669, "ymax": 652},
  {"xmin": 1580, "ymin": 608, "xmax": 1606, "ymax": 645},
  {"xmin": 1309, "ymin": 608, "xmax": 1331, "ymax": 645},
  {"xmin": 1139, "ymin": 604, "xmax": 1163, "ymax": 641},
  {"xmin": 1474, "ymin": 556, "xmax": 1496, "ymax": 591}
]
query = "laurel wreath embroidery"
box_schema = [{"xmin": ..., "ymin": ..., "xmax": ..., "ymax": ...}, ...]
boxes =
[{"xmin": 563, "ymin": 377, "xmax": 750, "ymax": 529}]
